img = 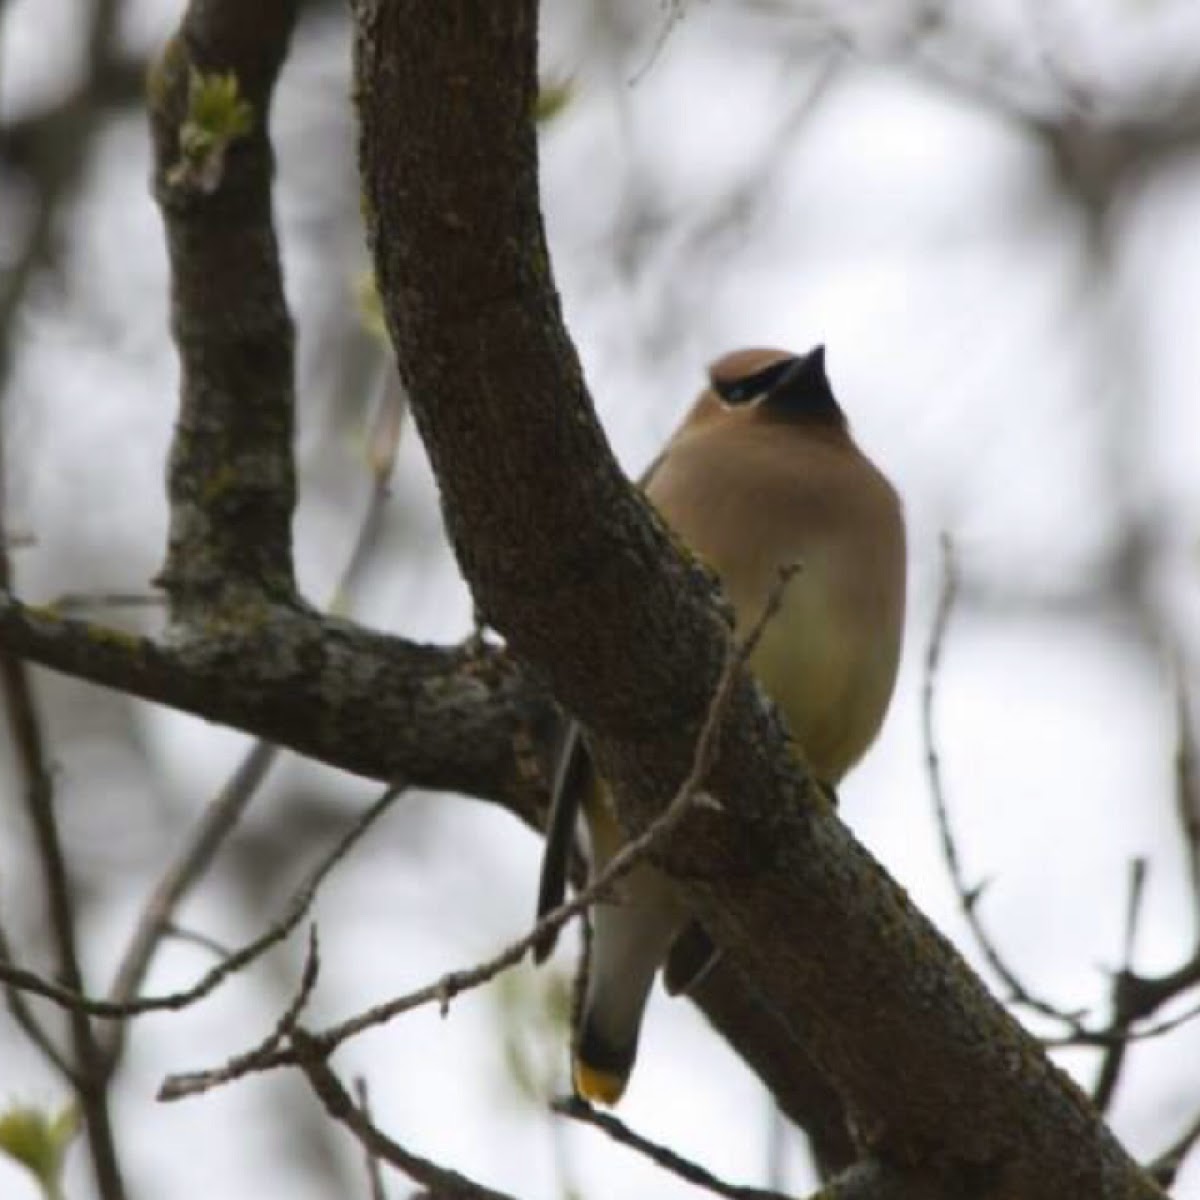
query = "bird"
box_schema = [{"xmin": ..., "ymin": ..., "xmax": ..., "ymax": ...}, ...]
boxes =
[{"xmin": 533, "ymin": 345, "xmax": 906, "ymax": 1106}]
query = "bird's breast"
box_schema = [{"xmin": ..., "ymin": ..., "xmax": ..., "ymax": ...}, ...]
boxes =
[{"xmin": 646, "ymin": 428, "xmax": 905, "ymax": 783}]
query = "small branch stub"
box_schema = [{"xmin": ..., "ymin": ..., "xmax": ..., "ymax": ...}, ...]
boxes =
[{"xmin": 167, "ymin": 68, "xmax": 254, "ymax": 193}]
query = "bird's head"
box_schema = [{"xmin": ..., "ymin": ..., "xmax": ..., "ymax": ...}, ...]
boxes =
[{"xmin": 707, "ymin": 345, "xmax": 845, "ymax": 429}]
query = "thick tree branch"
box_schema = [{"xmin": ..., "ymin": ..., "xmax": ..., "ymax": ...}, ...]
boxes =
[
  {"xmin": 686, "ymin": 960, "xmax": 855, "ymax": 1177},
  {"xmin": 0, "ymin": 594, "xmax": 550, "ymax": 825},
  {"xmin": 147, "ymin": 0, "xmax": 301, "ymax": 614},
  {"xmin": 802, "ymin": 1159, "xmax": 987, "ymax": 1200},
  {"xmin": 353, "ymin": 3, "xmax": 1163, "ymax": 1196}
]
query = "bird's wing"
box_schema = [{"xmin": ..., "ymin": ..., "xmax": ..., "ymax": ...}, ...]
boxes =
[
  {"xmin": 532, "ymin": 434, "xmax": 687, "ymax": 963},
  {"xmin": 531, "ymin": 717, "xmax": 592, "ymax": 962}
]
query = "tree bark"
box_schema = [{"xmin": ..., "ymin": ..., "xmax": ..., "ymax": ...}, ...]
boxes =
[{"xmin": 351, "ymin": 3, "xmax": 1164, "ymax": 1197}]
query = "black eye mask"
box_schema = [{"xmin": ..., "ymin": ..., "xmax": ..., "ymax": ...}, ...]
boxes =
[
  {"xmin": 711, "ymin": 356, "xmax": 798, "ymax": 406},
  {"xmin": 714, "ymin": 346, "xmax": 844, "ymax": 426}
]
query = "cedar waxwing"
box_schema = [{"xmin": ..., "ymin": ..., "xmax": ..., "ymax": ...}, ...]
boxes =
[{"xmin": 534, "ymin": 346, "xmax": 906, "ymax": 1105}]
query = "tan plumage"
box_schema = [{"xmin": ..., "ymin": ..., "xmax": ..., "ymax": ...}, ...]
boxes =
[{"xmin": 534, "ymin": 345, "xmax": 906, "ymax": 1105}]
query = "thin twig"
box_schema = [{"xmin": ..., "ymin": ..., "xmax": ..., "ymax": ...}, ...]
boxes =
[
  {"xmin": 330, "ymin": 369, "xmax": 407, "ymax": 617},
  {"xmin": 1046, "ymin": 995, "xmax": 1200, "ymax": 1049},
  {"xmin": 159, "ymin": 925, "xmax": 325, "ymax": 1101},
  {"xmin": 1091, "ymin": 857, "xmax": 1148, "ymax": 1113},
  {"xmin": 293, "ymin": 1033, "xmax": 519, "ymax": 1200},
  {"xmin": 0, "ymin": 920, "xmax": 77, "ymax": 1081},
  {"xmin": 271, "ymin": 925, "xmax": 323, "ymax": 1051},
  {"xmin": 553, "ymin": 1096, "xmax": 792, "ymax": 1200},
  {"xmin": 922, "ymin": 534, "xmax": 1086, "ymax": 1027},
  {"xmin": 0, "ymin": 37, "xmax": 77, "ymax": 1077},
  {"xmin": 0, "ymin": 63, "xmax": 128, "ymax": 1187},
  {"xmin": 0, "ymin": 784, "xmax": 404, "ymax": 1020},
  {"xmin": 100, "ymin": 739, "xmax": 280, "ymax": 1064},
  {"xmin": 628, "ymin": 0, "xmax": 687, "ymax": 86},
  {"xmin": 0, "ymin": 571, "xmax": 128, "ymax": 1199},
  {"xmin": 1174, "ymin": 670, "xmax": 1200, "ymax": 937},
  {"xmin": 354, "ymin": 1077, "xmax": 389, "ymax": 1200},
  {"xmin": 1149, "ymin": 1105, "xmax": 1200, "ymax": 1189},
  {"xmin": 159, "ymin": 565, "xmax": 802, "ymax": 1100},
  {"xmin": 160, "ymin": 922, "xmax": 236, "ymax": 961}
]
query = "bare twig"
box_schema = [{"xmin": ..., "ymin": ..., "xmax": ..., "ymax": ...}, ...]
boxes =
[
  {"xmin": 354, "ymin": 1077, "xmax": 389, "ymax": 1200},
  {"xmin": 160, "ymin": 922, "xmax": 235, "ymax": 961},
  {"xmin": 0, "ymin": 572, "xmax": 127, "ymax": 1200},
  {"xmin": 0, "ymin": 920, "xmax": 76, "ymax": 1081},
  {"xmin": 0, "ymin": 0, "xmax": 126, "ymax": 389},
  {"xmin": 0, "ymin": 0, "xmax": 82, "ymax": 1097},
  {"xmin": 1174, "ymin": 672, "xmax": 1200, "ymax": 935},
  {"xmin": 100, "ymin": 739, "xmax": 281, "ymax": 1065},
  {"xmin": 271, "ymin": 926, "xmax": 323, "ymax": 1050},
  {"xmin": 683, "ymin": 47, "xmax": 842, "ymax": 260},
  {"xmin": 926, "ymin": 545, "xmax": 1200, "ymax": 1086},
  {"xmin": 293, "ymin": 1037, "xmax": 519, "ymax": 1200},
  {"xmin": 0, "ymin": 27, "xmax": 128, "ymax": 1176},
  {"xmin": 0, "ymin": 784, "xmax": 404, "ymax": 1020},
  {"xmin": 628, "ymin": 0, "xmax": 687, "ymax": 86},
  {"xmin": 159, "ymin": 565, "xmax": 802, "ymax": 1100},
  {"xmin": 1046, "ymin": 995, "xmax": 1200, "ymax": 1049},
  {"xmin": 922, "ymin": 534, "xmax": 1086, "ymax": 1027},
  {"xmin": 330, "ymin": 370, "xmax": 407, "ymax": 617},
  {"xmin": 1091, "ymin": 858, "xmax": 1148, "ymax": 1113},
  {"xmin": 553, "ymin": 1096, "xmax": 792, "ymax": 1200},
  {"xmin": 1149, "ymin": 1105, "xmax": 1200, "ymax": 1189},
  {"xmin": 157, "ymin": 924, "xmax": 325, "ymax": 1102}
]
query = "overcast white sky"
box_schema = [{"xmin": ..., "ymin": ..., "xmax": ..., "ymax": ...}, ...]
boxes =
[{"xmin": 2, "ymin": 1, "xmax": 1200, "ymax": 1197}]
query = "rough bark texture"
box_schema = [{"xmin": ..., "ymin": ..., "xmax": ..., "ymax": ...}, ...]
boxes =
[
  {"xmin": 0, "ymin": 596, "xmax": 550, "ymax": 825},
  {"xmin": 352, "ymin": 3, "xmax": 1164, "ymax": 1197},
  {"xmin": 148, "ymin": 0, "xmax": 300, "ymax": 613}
]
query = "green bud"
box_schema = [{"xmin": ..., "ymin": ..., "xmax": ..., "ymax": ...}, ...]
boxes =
[
  {"xmin": 534, "ymin": 78, "xmax": 574, "ymax": 125},
  {"xmin": 0, "ymin": 1101, "xmax": 80, "ymax": 1200},
  {"xmin": 169, "ymin": 69, "xmax": 255, "ymax": 193}
]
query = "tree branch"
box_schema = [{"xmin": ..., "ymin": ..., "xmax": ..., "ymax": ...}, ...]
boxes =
[
  {"xmin": 352, "ymin": 3, "xmax": 1164, "ymax": 1196},
  {"xmin": 159, "ymin": 568, "xmax": 799, "ymax": 1099},
  {"xmin": 294, "ymin": 1036, "xmax": 520, "ymax": 1200},
  {"xmin": 0, "ymin": 0, "xmax": 129, "ymax": 393},
  {"xmin": 922, "ymin": 536, "xmax": 1087, "ymax": 1028},
  {"xmin": 0, "ymin": 594, "xmax": 550, "ymax": 825},
  {"xmin": 353, "ymin": 1077, "xmax": 389, "ymax": 1200},
  {"xmin": 553, "ymin": 1096, "xmax": 792, "ymax": 1200},
  {"xmin": 0, "ymin": 784, "xmax": 403, "ymax": 1021},
  {"xmin": 147, "ymin": 0, "xmax": 301, "ymax": 614},
  {"xmin": 0, "ymin": 383, "xmax": 127, "ymax": 1200}
]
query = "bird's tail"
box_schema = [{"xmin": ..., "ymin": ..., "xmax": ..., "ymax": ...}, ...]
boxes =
[{"xmin": 573, "ymin": 863, "xmax": 682, "ymax": 1105}]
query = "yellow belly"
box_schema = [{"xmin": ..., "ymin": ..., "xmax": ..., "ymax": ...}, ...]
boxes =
[{"xmin": 747, "ymin": 578, "xmax": 894, "ymax": 782}]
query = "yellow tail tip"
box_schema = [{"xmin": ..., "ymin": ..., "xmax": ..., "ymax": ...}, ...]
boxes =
[{"xmin": 573, "ymin": 1061, "xmax": 628, "ymax": 1107}]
